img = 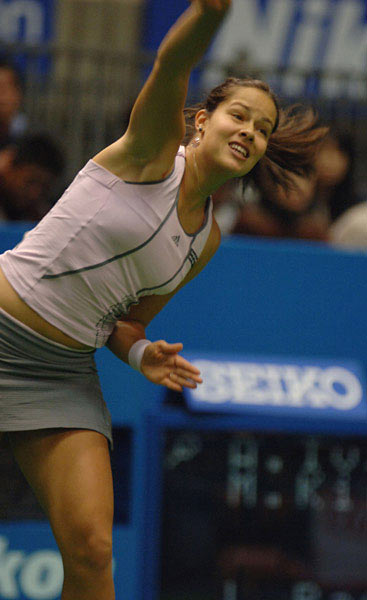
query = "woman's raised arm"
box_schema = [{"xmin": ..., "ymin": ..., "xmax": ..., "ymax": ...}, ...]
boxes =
[{"xmin": 94, "ymin": 0, "xmax": 231, "ymax": 180}]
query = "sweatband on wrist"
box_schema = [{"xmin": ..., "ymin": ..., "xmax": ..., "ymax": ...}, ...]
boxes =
[{"xmin": 128, "ymin": 339, "xmax": 151, "ymax": 373}]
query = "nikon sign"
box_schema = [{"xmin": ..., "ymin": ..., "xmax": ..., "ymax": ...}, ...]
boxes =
[
  {"xmin": 204, "ymin": 0, "xmax": 367, "ymax": 98},
  {"xmin": 0, "ymin": 0, "xmax": 54, "ymax": 44},
  {"xmin": 145, "ymin": 0, "xmax": 367, "ymax": 99}
]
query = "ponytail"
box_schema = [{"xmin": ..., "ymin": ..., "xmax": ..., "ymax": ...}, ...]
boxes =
[{"xmin": 251, "ymin": 104, "xmax": 329, "ymax": 192}]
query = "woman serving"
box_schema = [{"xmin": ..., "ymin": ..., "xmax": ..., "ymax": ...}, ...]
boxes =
[{"xmin": 0, "ymin": 1, "xmax": 326, "ymax": 598}]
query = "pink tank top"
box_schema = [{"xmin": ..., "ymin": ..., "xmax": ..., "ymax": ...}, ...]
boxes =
[{"xmin": 0, "ymin": 147, "xmax": 213, "ymax": 347}]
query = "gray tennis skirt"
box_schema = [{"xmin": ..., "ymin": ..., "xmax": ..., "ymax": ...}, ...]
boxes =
[{"xmin": 0, "ymin": 308, "xmax": 112, "ymax": 446}]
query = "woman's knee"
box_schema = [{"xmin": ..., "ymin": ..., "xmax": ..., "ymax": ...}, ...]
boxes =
[{"xmin": 60, "ymin": 522, "xmax": 113, "ymax": 573}]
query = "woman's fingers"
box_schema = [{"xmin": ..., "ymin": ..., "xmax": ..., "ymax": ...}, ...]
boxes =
[
  {"xmin": 164, "ymin": 376, "xmax": 184, "ymax": 393},
  {"xmin": 164, "ymin": 372, "xmax": 196, "ymax": 392},
  {"xmin": 168, "ymin": 346, "xmax": 203, "ymax": 386},
  {"xmin": 174, "ymin": 355, "xmax": 202, "ymax": 376},
  {"xmin": 174, "ymin": 366, "xmax": 202, "ymax": 383},
  {"xmin": 156, "ymin": 341, "xmax": 202, "ymax": 377},
  {"xmin": 145, "ymin": 340, "xmax": 203, "ymax": 391},
  {"xmin": 156, "ymin": 340, "xmax": 183, "ymax": 355},
  {"xmin": 167, "ymin": 368, "xmax": 202, "ymax": 389}
]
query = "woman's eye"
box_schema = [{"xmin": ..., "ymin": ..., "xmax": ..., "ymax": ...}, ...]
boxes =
[{"xmin": 232, "ymin": 114, "xmax": 242, "ymax": 120}]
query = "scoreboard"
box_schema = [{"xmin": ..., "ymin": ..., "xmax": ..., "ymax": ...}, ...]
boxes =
[{"xmin": 160, "ymin": 429, "xmax": 367, "ymax": 600}]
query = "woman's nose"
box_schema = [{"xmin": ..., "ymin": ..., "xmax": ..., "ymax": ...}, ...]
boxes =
[{"xmin": 240, "ymin": 129, "xmax": 255, "ymax": 142}]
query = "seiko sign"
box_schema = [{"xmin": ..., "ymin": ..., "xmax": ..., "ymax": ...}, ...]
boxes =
[{"xmin": 186, "ymin": 358, "xmax": 365, "ymax": 413}]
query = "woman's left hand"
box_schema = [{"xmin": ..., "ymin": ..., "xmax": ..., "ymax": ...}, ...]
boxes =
[{"xmin": 140, "ymin": 340, "xmax": 203, "ymax": 392}]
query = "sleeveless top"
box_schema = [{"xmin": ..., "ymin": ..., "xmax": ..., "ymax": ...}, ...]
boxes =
[{"xmin": 0, "ymin": 146, "xmax": 213, "ymax": 348}]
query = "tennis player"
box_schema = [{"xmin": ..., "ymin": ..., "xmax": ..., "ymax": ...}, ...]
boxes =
[{"xmin": 0, "ymin": 1, "xmax": 326, "ymax": 598}]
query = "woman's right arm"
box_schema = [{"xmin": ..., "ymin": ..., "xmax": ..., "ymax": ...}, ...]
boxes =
[
  {"xmin": 94, "ymin": 1, "xmax": 231, "ymax": 181},
  {"xmin": 106, "ymin": 218, "xmax": 221, "ymax": 391}
]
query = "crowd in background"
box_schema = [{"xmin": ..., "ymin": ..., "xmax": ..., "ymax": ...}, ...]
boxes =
[
  {"xmin": 213, "ymin": 128, "xmax": 367, "ymax": 249},
  {"xmin": 0, "ymin": 57, "xmax": 366, "ymax": 251},
  {"xmin": 0, "ymin": 59, "xmax": 65, "ymax": 222}
]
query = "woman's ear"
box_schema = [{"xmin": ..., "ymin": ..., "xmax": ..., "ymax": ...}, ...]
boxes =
[{"xmin": 194, "ymin": 109, "xmax": 208, "ymax": 134}]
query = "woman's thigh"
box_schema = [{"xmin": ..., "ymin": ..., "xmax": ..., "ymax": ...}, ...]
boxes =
[{"xmin": 9, "ymin": 428, "xmax": 114, "ymax": 554}]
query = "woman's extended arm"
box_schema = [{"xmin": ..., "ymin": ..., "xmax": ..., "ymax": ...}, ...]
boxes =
[{"xmin": 94, "ymin": 1, "xmax": 231, "ymax": 180}]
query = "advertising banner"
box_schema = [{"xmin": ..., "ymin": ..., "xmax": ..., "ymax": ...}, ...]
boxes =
[
  {"xmin": 0, "ymin": 0, "xmax": 55, "ymax": 44},
  {"xmin": 0, "ymin": 523, "xmax": 135, "ymax": 600},
  {"xmin": 183, "ymin": 352, "xmax": 367, "ymax": 426},
  {"xmin": 144, "ymin": 0, "xmax": 367, "ymax": 98},
  {"xmin": 0, "ymin": 524, "xmax": 62, "ymax": 600}
]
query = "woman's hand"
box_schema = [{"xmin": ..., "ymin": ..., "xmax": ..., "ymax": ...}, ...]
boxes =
[{"xmin": 140, "ymin": 340, "xmax": 203, "ymax": 392}]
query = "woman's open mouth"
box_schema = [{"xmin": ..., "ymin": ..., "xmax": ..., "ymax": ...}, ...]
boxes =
[{"xmin": 228, "ymin": 142, "xmax": 249, "ymax": 160}]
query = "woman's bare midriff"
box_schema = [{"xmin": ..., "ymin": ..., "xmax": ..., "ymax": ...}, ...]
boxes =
[{"xmin": 0, "ymin": 267, "xmax": 94, "ymax": 351}]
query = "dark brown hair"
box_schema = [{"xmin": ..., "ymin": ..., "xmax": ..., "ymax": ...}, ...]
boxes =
[{"xmin": 183, "ymin": 76, "xmax": 328, "ymax": 191}]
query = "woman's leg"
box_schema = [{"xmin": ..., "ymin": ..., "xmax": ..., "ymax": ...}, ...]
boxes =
[{"xmin": 9, "ymin": 428, "xmax": 115, "ymax": 600}]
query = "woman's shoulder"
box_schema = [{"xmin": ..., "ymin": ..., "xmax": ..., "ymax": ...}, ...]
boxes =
[{"xmin": 91, "ymin": 136, "xmax": 187, "ymax": 184}]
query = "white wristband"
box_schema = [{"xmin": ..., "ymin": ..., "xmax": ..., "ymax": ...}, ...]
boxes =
[{"xmin": 128, "ymin": 339, "xmax": 151, "ymax": 373}]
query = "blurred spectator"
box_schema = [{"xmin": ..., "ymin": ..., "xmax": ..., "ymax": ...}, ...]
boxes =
[
  {"xmin": 314, "ymin": 130, "xmax": 361, "ymax": 223},
  {"xmin": 322, "ymin": 130, "xmax": 366, "ymax": 251},
  {"xmin": 0, "ymin": 134, "xmax": 65, "ymax": 221},
  {"xmin": 0, "ymin": 59, "xmax": 27, "ymax": 149},
  {"xmin": 215, "ymin": 171, "xmax": 329, "ymax": 241},
  {"xmin": 329, "ymin": 200, "xmax": 367, "ymax": 250},
  {"xmin": 215, "ymin": 130, "xmax": 360, "ymax": 243}
]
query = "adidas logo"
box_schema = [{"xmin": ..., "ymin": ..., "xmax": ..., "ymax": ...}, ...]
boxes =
[{"xmin": 171, "ymin": 235, "xmax": 180, "ymax": 247}]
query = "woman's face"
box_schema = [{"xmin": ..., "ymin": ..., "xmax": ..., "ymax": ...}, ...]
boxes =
[{"xmin": 197, "ymin": 86, "xmax": 277, "ymax": 180}]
